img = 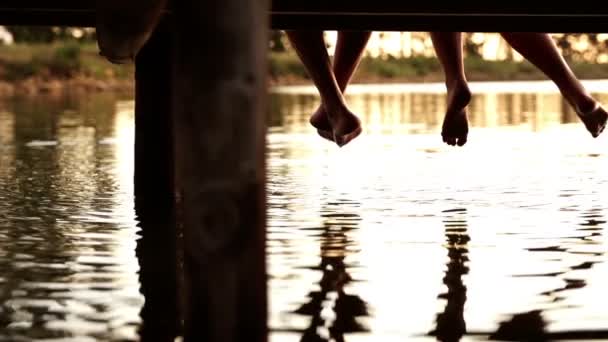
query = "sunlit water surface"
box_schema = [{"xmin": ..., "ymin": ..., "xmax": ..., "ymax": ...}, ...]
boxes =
[{"xmin": 0, "ymin": 81, "xmax": 608, "ymax": 341}]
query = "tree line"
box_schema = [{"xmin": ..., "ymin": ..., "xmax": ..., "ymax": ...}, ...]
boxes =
[{"xmin": 4, "ymin": 28, "xmax": 608, "ymax": 63}]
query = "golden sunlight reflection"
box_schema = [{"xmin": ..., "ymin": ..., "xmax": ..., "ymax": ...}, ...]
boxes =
[
  {"xmin": 0, "ymin": 108, "xmax": 14, "ymax": 179},
  {"xmin": 2, "ymin": 82, "xmax": 608, "ymax": 340},
  {"xmin": 0, "ymin": 94, "xmax": 142, "ymax": 341},
  {"xmin": 268, "ymin": 81, "xmax": 608, "ymax": 341},
  {"xmin": 110, "ymin": 99, "xmax": 139, "ymax": 282}
]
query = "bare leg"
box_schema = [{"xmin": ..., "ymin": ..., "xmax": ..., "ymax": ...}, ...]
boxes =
[
  {"xmin": 285, "ymin": 30, "xmax": 362, "ymax": 146},
  {"xmin": 310, "ymin": 31, "xmax": 372, "ymax": 140},
  {"xmin": 430, "ymin": 32, "xmax": 471, "ymax": 146},
  {"xmin": 501, "ymin": 33, "xmax": 608, "ymax": 137}
]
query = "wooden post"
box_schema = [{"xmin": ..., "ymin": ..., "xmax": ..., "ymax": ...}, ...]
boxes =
[
  {"xmin": 172, "ymin": 0, "xmax": 268, "ymax": 341},
  {"xmin": 134, "ymin": 22, "xmax": 179, "ymax": 341},
  {"xmin": 134, "ymin": 22, "xmax": 174, "ymax": 212}
]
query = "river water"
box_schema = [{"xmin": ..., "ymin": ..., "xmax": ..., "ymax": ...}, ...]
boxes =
[{"xmin": 1, "ymin": 81, "xmax": 608, "ymax": 341}]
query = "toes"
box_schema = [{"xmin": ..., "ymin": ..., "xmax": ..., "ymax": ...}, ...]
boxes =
[
  {"xmin": 442, "ymin": 134, "xmax": 467, "ymax": 146},
  {"xmin": 590, "ymin": 124, "xmax": 603, "ymax": 138},
  {"xmin": 597, "ymin": 122, "xmax": 607, "ymax": 136},
  {"xmin": 457, "ymin": 135, "xmax": 467, "ymax": 146},
  {"xmin": 442, "ymin": 134, "xmax": 455, "ymax": 146},
  {"xmin": 443, "ymin": 132, "xmax": 467, "ymax": 146},
  {"xmin": 334, "ymin": 127, "xmax": 362, "ymax": 147},
  {"xmin": 581, "ymin": 108, "xmax": 608, "ymax": 138}
]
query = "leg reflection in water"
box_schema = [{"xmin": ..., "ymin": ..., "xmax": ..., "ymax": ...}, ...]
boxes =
[
  {"xmin": 295, "ymin": 200, "xmax": 369, "ymax": 342},
  {"xmin": 430, "ymin": 208, "xmax": 470, "ymax": 342}
]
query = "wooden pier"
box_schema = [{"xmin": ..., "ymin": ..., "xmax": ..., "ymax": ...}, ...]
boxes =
[
  {"xmin": 2, "ymin": 2, "xmax": 608, "ymax": 341},
  {"xmin": 2, "ymin": 2, "xmax": 608, "ymax": 31}
]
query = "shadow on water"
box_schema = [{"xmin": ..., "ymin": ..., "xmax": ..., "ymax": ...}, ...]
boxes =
[
  {"xmin": 535, "ymin": 206, "xmax": 606, "ymax": 300},
  {"xmin": 294, "ymin": 199, "xmax": 369, "ymax": 342},
  {"xmin": 484, "ymin": 205, "xmax": 608, "ymax": 341},
  {"xmin": 429, "ymin": 208, "xmax": 470, "ymax": 342},
  {"xmin": 426, "ymin": 207, "xmax": 608, "ymax": 341}
]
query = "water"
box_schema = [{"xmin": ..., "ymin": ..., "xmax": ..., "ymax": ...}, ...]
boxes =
[
  {"xmin": 0, "ymin": 94, "xmax": 140, "ymax": 341},
  {"xmin": 0, "ymin": 82, "xmax": 608, "ymax": 341}
]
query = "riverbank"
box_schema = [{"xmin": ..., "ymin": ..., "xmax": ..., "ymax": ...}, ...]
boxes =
[
  {"xmin": 269, "ymin": 52, "xmax": 608, "ymax": 86},
  {"xmin": 0, "ymin": 42, "xmax": 133, "ymax": 97},
  {"xmin": 3, "ymin": 42, "xmax": 608, "ymax": 96}
]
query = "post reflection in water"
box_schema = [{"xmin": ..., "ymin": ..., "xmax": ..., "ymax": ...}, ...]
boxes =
[
  {"xmin": 294, "ymin": 200, "xmax": 368, "ymax": 342},
  {"xmin": 430, "ymin": 208, "xmax": 470, "ymax": 342},
  {"xmin": 134, "ymin": 196, "xmax": 179, "ymax": 341}
]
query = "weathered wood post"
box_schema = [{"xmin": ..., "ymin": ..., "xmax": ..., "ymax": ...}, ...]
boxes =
[
  {"xmin": 134, "ymin": 22, "xmax": 174, "ymax": 212},
  {"xmin": 133, "ymin": 22, "xmax": 179, "ymax": 341},
  {"xmin": 172, "ymin": 0, "xmax": 268, "ymax": 341}
]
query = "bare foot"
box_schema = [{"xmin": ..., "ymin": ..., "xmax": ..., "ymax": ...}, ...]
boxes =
[
  {"xmin": 442, "ymin": 81, "xmax": 471, "ymax": 146},
  {"xmin": 576, "ymin": 103, "xmax": 608, "ymax": 138},
  {"xmin": 442, "ymin": 110, "xmax": 469, "ymax": 146},
  {"xmin": 330, "ymin": 108, "xmax": 362, "ymax": 147},
  {"xmin": 310, "ymin": 105, "xmax": 361, "ymax": 147},
  {"xmin": 309, "ymin": 106, "xmax": 333, "ymax": 141}
]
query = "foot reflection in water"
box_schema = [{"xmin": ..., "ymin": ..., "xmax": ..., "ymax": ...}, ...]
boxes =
[
  {"xmin": 430, "ymin": 208, "xmax": 470, "ymax": 342},
  {"xmin": 295, "ymin": 200, "xmax": 369, "ymax": 342}
]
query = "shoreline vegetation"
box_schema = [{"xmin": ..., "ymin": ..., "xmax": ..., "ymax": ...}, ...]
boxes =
[
  {"xmin": 3, "ymin": 42, "xmax": 608, "ymax": 96},
  {"xmin": 268, "ymin": 52, "xmax": 608, "ymax": 86},
  {"xmin": 0, "ymin": 42, "xmax": 133, "ymax": 97}
]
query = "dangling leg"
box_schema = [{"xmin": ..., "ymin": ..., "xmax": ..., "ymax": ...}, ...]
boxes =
[
  {"xmin": 310, "ymin": 31, "xmax": 371, "ymax": 141},
  {"xmin": 286, "ymin": 30, "xmax": 362, "ymax": 146},
  {"xmin": 430, "ymin": 32, "xmax": 471, "ymax": 146},
  {"xmin": 501, "ymin": 33, "xmax": 608, "ymax": 137}
]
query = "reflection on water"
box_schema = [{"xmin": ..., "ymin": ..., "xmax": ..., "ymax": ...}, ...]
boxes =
[
  {"xmin": 1, "ymin": 82, "xmax": 608, "ymax": 341},
  {"xmin": 0, "ymin": 93, "xmax": 141, "ymax": 340},
  {"xmin": 294, "ymin": 200, "xmax": 368, "ymax": 342},
  {"xmin": 134, "ymin": 192, "xmax": 178, "ymax": 341},
  {"xmin": 267, "ymin": 82, "xmax": 608, "ymax": 341},
  {"xmin": 430, "ymin": 208, "xmax": 469, "ymax": 342},
  {"xmin": 270, "ymin": 81, "xmax": 608, "ymax": 135}
]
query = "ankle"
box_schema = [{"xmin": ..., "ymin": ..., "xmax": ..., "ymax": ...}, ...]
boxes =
[
  {"xmin": 445, "ymin": 76, "xmax": 467, "ymax": 87},
  {"xmin": 324, "ymin": 102, "xmax": 348, "ymax": 118},
  {"xmin": 565, "ymin": 94, "xmax": 595, "ymax": 114}
]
